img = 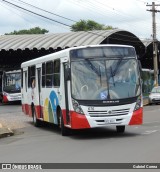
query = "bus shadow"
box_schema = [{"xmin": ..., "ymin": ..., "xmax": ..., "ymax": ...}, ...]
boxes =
[
  {"xmin": 28, "ymin": 121, "xmax": 140, "ymax": 139},
  {"xmin": 0, "ymin": 101, "xmax": 21, "ymax": 106},
  {"xmin": 70, "ymin": 128, "xmax": 139, "ymax": 140}
]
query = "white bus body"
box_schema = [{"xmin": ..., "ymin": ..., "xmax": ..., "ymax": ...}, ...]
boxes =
[
  {"xmin": 21, "ymin": 45, "xmax": 143, "ymax": 136},
  {"xmin": 2, "ymin": 70, "xmax": 21, "ymax": 103}
]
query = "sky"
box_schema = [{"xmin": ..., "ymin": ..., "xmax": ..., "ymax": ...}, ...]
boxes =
[{"xmin": 0, "ymin": 0, "xmax": 160, "ymax": 40}]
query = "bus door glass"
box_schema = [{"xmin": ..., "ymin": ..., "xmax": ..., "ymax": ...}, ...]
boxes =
[{"xmin": 37, "ymin": 68, "xmax": 41, "ymax": 101}]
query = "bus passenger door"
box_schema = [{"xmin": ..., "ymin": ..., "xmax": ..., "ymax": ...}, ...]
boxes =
[
  {"xmin": 22, "ymin": 70, "xmax": 28, "ymax": 114},
  {"xmin": 37, "ymin": 68, "xmax": 42, "ymax": 118},
  {"xmin": 64, "ymin": 63, "xmax": 70, "ymax": 124}
]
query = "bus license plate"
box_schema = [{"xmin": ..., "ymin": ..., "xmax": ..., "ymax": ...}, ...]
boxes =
[{"xmin": 105, "ymin": 119, "xmax": 116, "ymax": 124}]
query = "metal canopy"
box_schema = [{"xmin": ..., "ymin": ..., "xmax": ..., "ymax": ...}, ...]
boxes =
[
  {"xmin": 0, "ymin": 29, "xmax": 143, "ymax": 51},
  {"xmin": 0, "ymin": 29, "xmax": 146, "ymax": 70}
]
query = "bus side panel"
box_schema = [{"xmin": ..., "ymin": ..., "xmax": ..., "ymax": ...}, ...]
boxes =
[
  {"xmin": 35, "ymin": 105, "xmax": 41, "ymax": 119},
  {"xmin": 22, "ymin": 104, "xmax": 29, "ymax": 115},
  {"xmin": 41, "ymin": 89, "xmax": 59, "ymax": 124},
  {"xmin": 21, "ymin": 103, "xmax": 32, "ymax": 117},
  {"xmin": 21, "ymin": 70, "xmax": 32, "ymax": 116}
]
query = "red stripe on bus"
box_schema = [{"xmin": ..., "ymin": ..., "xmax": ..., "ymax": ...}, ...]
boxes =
[
  {"xmin": 70, "ymin": 111, "xmax": 90, "ymax": 129},
  {"xmin": 35, "ymin": 105, "xmax": 43, "ymax": 119},
  {"xmin": 22, "ymin": 104, "xmax": 29, "ymax": 115},
  {"xmin": 61, "ymin": 110, "xmax": 90, "ymax": 129},
  {"xmin": 129, "ymin": 107, "xmax": 143, "ymax": 125},
  {"xmin": 3, "ymin": 95, "xmax": 8, "ymax": 103}
]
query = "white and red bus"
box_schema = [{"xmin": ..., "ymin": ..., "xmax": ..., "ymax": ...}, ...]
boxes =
[
  {"xmin": 1, "ymin": 70, "xmax": 21, "ymax": 103},
  {"xmin": 21, "ymin": 45, "xmax": 143, "ymax": 136}
]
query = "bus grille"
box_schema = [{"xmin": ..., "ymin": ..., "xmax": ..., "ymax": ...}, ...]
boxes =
[{"xmin": 88, "ymin": 108, "xmax": 130, "ymax": 117}]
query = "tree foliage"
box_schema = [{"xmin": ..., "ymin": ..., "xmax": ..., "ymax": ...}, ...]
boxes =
[
  {"xmin": 5, "ymin": 27, "xmax": 49, "ymax": 35},
  {"xmin": 71, "ymin": 20, "xmax": 117, "ymax": 31}
]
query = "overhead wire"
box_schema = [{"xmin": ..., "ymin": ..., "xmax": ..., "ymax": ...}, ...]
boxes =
[
  {"xmin": 17, "ymin": 0, "xmax": 148, "ymax": 41},
  {"xmin": 1, "ymin": 0, "xmax": 71, "ymax": 27},
  {"xmin": 94, "ymin": 0, "xmax": 151, "ymax": 25},
  {"xmin": 15, "ymin": 0, "xmax": 76, "ymax": 23},
  {"xmin": 71, "ymin": 0, "xmax": 150, "ymax": 26},
  {"xmin": 83, "ymin": 0, "xmax": 160, "ymax": 39},
  {"xmin": 0, "ymin": 0, "xmax": 152, "ymax": 43},
  {"xmin": 1, "ymin": 0, "xmax": 70, "ymax": 32},
  {"xmin": 0, "ymin": 0, "xmax": 107, "ymax": 38},
  {"xmin": 70, "ymin": 0, "xmax": 152, "ymax": 34},
  {"xmin": 0, "ymin": 1, "xmax": 32, "ymax": 24}
]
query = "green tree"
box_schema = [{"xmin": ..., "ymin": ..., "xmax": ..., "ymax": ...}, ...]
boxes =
[
  {"xmin": 71, "ymin": 20, "xmax": 117, "ymax": 31},
  {"xmin": 5, "ymin": 27, "xmax": 49, "ymax": 35}
]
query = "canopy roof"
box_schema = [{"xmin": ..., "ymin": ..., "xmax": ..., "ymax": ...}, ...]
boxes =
[
  {"xmin": 0, "ymin": 29, "xmax": 145, "ymax": 70},
  {"xmin": 0, "ymin": 29, "xmax": 143, "ymax": 51}
]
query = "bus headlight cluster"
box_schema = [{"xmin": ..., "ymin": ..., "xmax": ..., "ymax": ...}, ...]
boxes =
[
  {"xmin": 3, "ymin": 92, "xmax": 8, "ymax": 96},
  {"xmin": 72, "ymin": 99, "xmax": 84, "ymax": 114},
  {"xmin": 134, "ymin": 96, "xmax": 141, "ymax": 111}
]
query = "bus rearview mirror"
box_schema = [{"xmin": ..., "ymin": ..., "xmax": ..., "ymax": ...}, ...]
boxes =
[{"xmin": 65, "ymin": 68, "xmax": 71, "ymax": 81}]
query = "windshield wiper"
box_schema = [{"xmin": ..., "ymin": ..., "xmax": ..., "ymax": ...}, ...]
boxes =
[
  {"xmin": 110, "ymin": 66, "xmax": 115, "ymax": 87},
  {"xmin": 85, "ymin": 59, "xmax": 100, "ymax": 76},
  {"xmin": 105, "ymin": 68, "xmax": 111, "ymax": 100},
  {"xmin": 99, "ymin": 66, "xmax": 102, "ymax": 86},
  {"xmin": 112, "ymin": 56, "xmax": 124, "ymax": 76}
]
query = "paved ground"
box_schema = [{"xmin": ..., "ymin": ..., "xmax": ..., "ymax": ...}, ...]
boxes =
[
  {"xmin": 0, "ymin": 103, "xmax": 160, "ymax": 172},
  {"xmin": 0, "ymin": 103, "xmax": 32, "ymax": 138}
]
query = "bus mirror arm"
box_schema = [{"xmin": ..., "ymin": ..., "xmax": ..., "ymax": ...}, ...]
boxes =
[{"xmin": 65, "ymin": 68, "xmax": 71, "ymax": 81}]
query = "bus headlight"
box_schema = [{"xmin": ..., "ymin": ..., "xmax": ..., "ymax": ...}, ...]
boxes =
[
  {"xmin": 134, "ymin": 96, "xmax": 141, "ymax": 111},
  {"xmin": 3, "ymin": 92, "xmax": 8, "ymax": 96},
  {"xmin": 72, "ymin": 99, "xmax": 84, "ymax": 114}
]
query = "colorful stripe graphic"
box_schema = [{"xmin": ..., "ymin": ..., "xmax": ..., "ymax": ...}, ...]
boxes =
[{"xmin": 43, "ymin": 91, "xmax": 59, "ymax": 124}]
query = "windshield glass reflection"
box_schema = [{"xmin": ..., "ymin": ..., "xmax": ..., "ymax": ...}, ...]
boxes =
[{"xmin": 71, "ymin": 59, "xmax": 140, "ymax": 100}]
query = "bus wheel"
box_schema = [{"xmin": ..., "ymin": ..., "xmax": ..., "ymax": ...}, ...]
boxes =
[
  {"xmin": 32, "ymin": 106, "xmax": 40, "ymax": 127},
  {"xmin": 116, "ymin": 126, "xmax": 125, "ymax": 133},
  {"xmin": 60, "ymin": 112, "xmax": 71, "ymax": 136}
]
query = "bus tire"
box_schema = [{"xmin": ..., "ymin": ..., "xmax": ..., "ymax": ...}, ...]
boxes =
[
  {"xmin": 60, "ymin": 111, "xmax": 71, "ymax": 136},
  {"xmin": 32, "ymin": 105, "xmax": 40, "ymax": 127},
  {"xmin": 116, "ymin": 126, "xmax": 125, "ymax": 133}
]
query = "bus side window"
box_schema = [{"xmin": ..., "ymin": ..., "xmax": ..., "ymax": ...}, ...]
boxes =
[
  {"xmin": 29, "ymin": 66, "xmax": 36, "ymax": 88},
  {"xmin": 46, "ymin": 61, "xmax": 53, "ymax": 87},
  {"xmin": 53, "ymin": 59, "xmax": 60, "ymax": 87}
]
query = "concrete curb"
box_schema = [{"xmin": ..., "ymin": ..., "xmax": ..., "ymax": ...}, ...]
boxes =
[
  {"xmin": 0, "ymin": 123, "xmax": 14, "ymax": 139},
  {"xmin": 143, "ymin": 97, "xmax": 149, "ymax": 106}
]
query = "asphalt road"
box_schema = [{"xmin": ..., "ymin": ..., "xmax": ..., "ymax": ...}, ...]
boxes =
[{"xmin": 0, "ymin": 103, "xmax": 160, "ymax": 171}]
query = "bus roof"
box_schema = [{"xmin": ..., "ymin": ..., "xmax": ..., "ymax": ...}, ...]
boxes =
[
  {"xmin": 4, "ymin": 69, "xmax": 21, "ymax": 74},
  {"xmin": 21, "ymin": 44, "xmax": 135, "ymax": 68}
]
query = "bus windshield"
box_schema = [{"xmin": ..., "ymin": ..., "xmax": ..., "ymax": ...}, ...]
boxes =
[
  {"xmin": 71, "ymin": 58, "xmax": 140, "ymax": 100},
  {"xmin": 3, "ymin": 72, "xmax": 21, "ymax": 93}
]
